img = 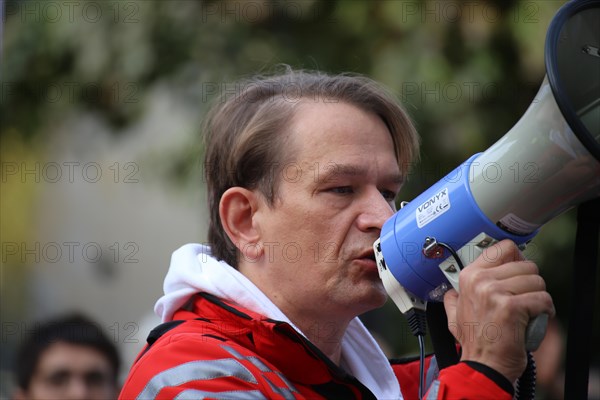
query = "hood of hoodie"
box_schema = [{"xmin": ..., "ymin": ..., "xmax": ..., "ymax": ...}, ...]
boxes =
[{"xmin": 154, "ymin": 243, "xmax": 402, "ymax": 399}]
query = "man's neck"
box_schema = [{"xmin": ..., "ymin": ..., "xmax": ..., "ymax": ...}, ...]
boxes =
[
  {"xmin": 238, "ymin": 262, "xmax": 350, "ymax": 365},
  {"xmin": 291, "ymin": 314, "xmax": 349, "ymax": 365}
]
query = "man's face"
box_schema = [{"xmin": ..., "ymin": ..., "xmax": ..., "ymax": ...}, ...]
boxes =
[
  {"xmin": 19, "ymin": 342, "xmax": 116, "ymax": 400},
  {"xmin": 252, "ymin": 100, "xmax": 402, "ymax": 328}
]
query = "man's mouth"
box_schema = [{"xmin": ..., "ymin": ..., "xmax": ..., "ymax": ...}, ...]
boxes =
[
  {"xmin": 355, "ymin": 250, "xmax": 377, "ymax": 265},
  {"xmin": 358, "ymin": 250, "xmax": 376, "ymax": 261}
]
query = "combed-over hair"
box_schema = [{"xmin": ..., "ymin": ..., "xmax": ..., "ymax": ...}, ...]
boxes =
[{"xmin": 203, "ymin": 67, "xmax": 420, "ymax": 267}]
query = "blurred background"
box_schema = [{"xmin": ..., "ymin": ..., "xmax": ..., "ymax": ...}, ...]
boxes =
[{"xmin": 1, "ymin": 0, "xmax": 598, "ymax": 398}]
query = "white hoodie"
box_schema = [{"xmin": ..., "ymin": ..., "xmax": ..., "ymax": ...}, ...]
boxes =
[{"xmin": 155, "ymin": 243, "xmax": 403, "ymax": 399}]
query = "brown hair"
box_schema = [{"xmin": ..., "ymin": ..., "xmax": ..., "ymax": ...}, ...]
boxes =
[{"xmin": 203, "ymin": 67, "xmax": 420, "ymax": 267}]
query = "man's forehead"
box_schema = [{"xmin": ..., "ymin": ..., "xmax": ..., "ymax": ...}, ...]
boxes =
[
  {"xmin": 291, "ymin": 100, "xmax": 374, "ymax": 131},
  {"xmin": 288, "ymin": 102, "xmax": 393, "ymax": 146},
  {"xmin": 283, "ymin": 100, "xmax": 401, "ymax": 176},
  {"xmin": 316, "ymin": 162, "xmax": 403, "ymax": 184},
  {"xmin": 37, "ymin": 342, "xmax": 111, "ymax": 368}
]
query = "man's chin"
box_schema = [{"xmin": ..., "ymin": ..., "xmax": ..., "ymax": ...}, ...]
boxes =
[{"xmin": 358, "ymin": 282, "xmax": 389, "ymax": 311}]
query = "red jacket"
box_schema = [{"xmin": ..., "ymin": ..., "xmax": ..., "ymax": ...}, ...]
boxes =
[{"xmin": 119, "ymin": 293, "xmax": 513, "ymax": 399}]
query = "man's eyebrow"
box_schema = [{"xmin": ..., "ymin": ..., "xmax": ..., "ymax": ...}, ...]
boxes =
[
  {"xmin": 319, "ymin": 164, "xmax": 365, "ymax": 182},
  {"xmin": 317, "ymin": 164, "xmax": 404, "ymax": 184}
]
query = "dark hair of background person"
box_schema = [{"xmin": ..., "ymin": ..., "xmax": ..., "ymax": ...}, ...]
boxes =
[{"xmin": 14, "ymin": 313, "xmax": 120, "ymax": 391}]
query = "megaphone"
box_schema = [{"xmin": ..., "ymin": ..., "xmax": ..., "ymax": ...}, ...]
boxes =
[{"xmin": 374, "ymin": 0, "xmax": 600, "ymax": 352}]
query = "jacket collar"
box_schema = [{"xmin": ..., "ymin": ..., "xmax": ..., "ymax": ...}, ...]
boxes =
[
  {"xmin": 175, "ymin": 292, "xmax": 374, "ymax": 395},
  {"xmin": 159, "ymin": 244, "xmax": 402, "ymax": 399}
]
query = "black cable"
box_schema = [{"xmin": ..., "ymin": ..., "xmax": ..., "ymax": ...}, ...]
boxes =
[
  {"xmin": 436, "ymin": 241, "xmax": 465, "ymax": 271},
  {"xmin": 405, "ymin": 309, "xmax": 428, "ymax": 399},
  {"xmin": 515, "ymin": 352, "xmax": 537, "ymax": 400},
  {"xmin": 418, "ymin": 335, "xmax": 426, "ymax": 400}
]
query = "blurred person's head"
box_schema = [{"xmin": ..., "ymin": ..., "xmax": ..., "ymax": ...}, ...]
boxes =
[
  {"xmin": 203, "ymin": 67, "xmax": 420, "ymax": 268},
  {"xmin": 13, "ymin": 313, "xmax": 120, "ymax": 400}
]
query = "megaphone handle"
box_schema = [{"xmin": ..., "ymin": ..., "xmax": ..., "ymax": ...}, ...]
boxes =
[
  {"xmin": 437, "ymin": 233, "xmax": 548, "ymax": 351},
  {"xmin": 525, "ymin": 313, "xmax": 548, "ymax": 352}
]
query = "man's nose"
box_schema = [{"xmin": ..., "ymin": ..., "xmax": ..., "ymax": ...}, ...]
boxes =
[
  {"xmin": 65, "ymin": 379, "xmax": 89, "ymax": 400},
  {"xmin": 356, "ymin": 189, "xmax": 395, "ymax": 231}
]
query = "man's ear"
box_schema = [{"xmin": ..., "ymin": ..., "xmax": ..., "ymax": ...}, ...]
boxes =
[{"xmin": 219, "ymin": 187, "xmax": 263, "ymax": 260}]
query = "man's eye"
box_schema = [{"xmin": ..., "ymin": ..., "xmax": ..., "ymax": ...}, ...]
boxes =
[
  {"xmin": 46, "ymin": 371, "xmax": 70, "ymax": 387},
  {"xmin": 84, "ymin": 371, "xmax": 111, "ymax": 387},
  {"xmin": 380, "ymin": 190, "xmax": 397, "ymax": 201},
  {"xmin": 329, "ymin": 186, "xmax": 354, "ymax": 194}
]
